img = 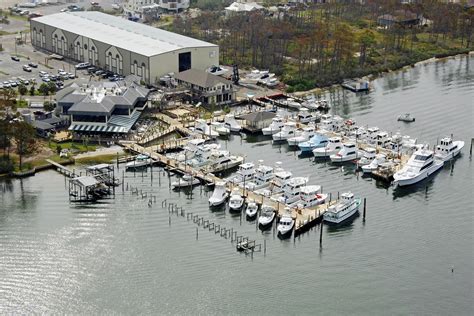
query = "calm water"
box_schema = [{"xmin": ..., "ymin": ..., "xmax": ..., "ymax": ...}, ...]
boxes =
[{"xmin": 1, "ymin": 55, "xmax": 473, "ymax": 314}]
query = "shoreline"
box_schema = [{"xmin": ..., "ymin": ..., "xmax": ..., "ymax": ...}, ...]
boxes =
[{"xmin": 292, "ymin": 50, "xmax": 473, "ymax": 97}]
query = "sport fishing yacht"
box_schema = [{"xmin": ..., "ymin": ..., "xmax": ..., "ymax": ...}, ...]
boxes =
[
  {"xmin": 272, "ymin": 122, "xmax": 298, "ymax": 141},
  {"xmin": 329, "ymin": 143, "xmax": 359, "ymax": 163},
  {"xmin": 287, "ymin": 126, "xmax": 316, "ymax": 147},
  {"xmin": 262, "ymin": 117, "xmax": 285, "ymax": 135},
  {"xmin": 393, "ymin": 148, "xmax": 444, "ymax": 187},
  {"xmin": 323, "ymin": 192, "xmax": 361, "ymax": 224},
  {"xmin": 434, "ymin": 137, "xmax": 464, "ymax": 162},
  {"xmin": 313, "ymin": 137, "xmax": 342, "ymax": 157},
  {"xmin": 298, "ymin": 133, "xmax": 329, "ymax": 153}
]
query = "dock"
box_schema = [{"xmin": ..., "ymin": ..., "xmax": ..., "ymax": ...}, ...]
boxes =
[{"xmin": 46, "ymin": 159, "xmax": 77, "ymax": 178}]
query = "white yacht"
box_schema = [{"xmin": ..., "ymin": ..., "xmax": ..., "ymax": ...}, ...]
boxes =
[
  {"xmin": 331, "ymin": 115, "xmax": 344, "ymax": 132},
  {"xmin": 297, "ymin": 108, "xmax": 317, "ymax": 124},
  {"xmin": 434, "ymin": 137, "xmax": 464, "ymax": 162},
  {"xmin": 245, "ymin": 161, "xmax": 274, "ymax": 190},
  {"xmin": 227, "ymin": 162, "xmax": 255, "ymax": 184},
  {"xmin": 376, "ymin": 131, "xmax": 390, "ymax": 148},
  {"xmin": 323, "ymin": 192, "xmax": 361, "ymax": 224},
  {"xmin": 245, "ymin": 201, "xmax": 258, "ymax": 218},
  {"xmin": 277, "ymin": 177, "xmax": 308, "ymax": 205},
  {"xmin": 206, "ymin": 65, "xmax": 229, "ymax": 76},
  {"xmin": 361, "ymin": 154, "xmax": 386, "ymax": 174},
  {"xmin": 210, "ymin": 121, "xmax": 230, "ymax": 136},
  {"xmin": 262, "ymin": 117, "xmax": 285, "ymax": 135},
  {"xmin": 228, "ymin": 189, "xmax": 244, "ymax": 212},
  {"xmin": 330, "ymin": 143, "xmax": 359, "ymax": 163},
  {"xmin": 358, "ymin": 147, "xmax": 377, "ymax": 166},
  {"xmin": 224, "ymin": 114, "xmax": 242, "ymax": 132},
  {"xmin": 277, "ymin": 213, "xmax": 295, "ymax": 237},
  {"xmin": 194, "ymin": 119, "xmax": 219, "ymax": 138},
  {"xmin": 398, "ymin": 113, "xmax": 415, "ymax": 122},
  {"xmin": 171, "ymin": 173, "xmax": 200, "ymax": 189},
  {"xmin": 272, "ymin": 122, "xmax": 298, "ymax": 141},
  {"xmin": 208, "ymin": 182, "xmax": 228, "ymax": 206},
  {"xmin": 298, "ymin": 134, "xmax": 329, "ymax": 153},
  {"xmin": 125, "ymin": 154, "xmax": 153, "ymax": 169},
  {"xmin": 393, "ymin": 148, "xmax": 444, "ymax": 187},
  {"xmin": 318, "ymin": 117, "xmax": 333, "ymax": 132},
  {"xmin": 290, "ymin": 185, "xmax": 328, "ymax": 208},
  {"xmin": 287, "ymin": 126, "xmax": 316, "ymax": 147},
  {"xmin": 300, "ymin": 95, "xmax": 319, "ymax": 110},
  {"xmin": 366, "ymin": 127, "xmax": 380, "ymax": 145},
  {"xmin": 258, "ymin": 205, "xmax": 276, "ymax": 227},
  {"xmin": 313, "ymin": 137, "xmax": 342, "ymax": 157},
  {"xmin": 282, "ymin": 98, "xmax": 301, "ymax": 108},
  {"xmin": 207, "ymin": 155, "xmax": 244, "ymax": 173}
]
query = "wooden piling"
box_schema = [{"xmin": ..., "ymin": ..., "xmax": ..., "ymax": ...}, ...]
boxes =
[
  {"xmin": 319, "ymin": 223, "xmax": 323, "ymax": 246},
  {"xmin": 264, "ymin": 239, "xmax": 266, "ymax": 255},
  {"xmin": 363, "ymin": 198, "xmax": 367, "ymax": 221},
  {"xmin": 169, "ymin": 216, "xmax": 171, "ymax": 226},
  {"xmin": 196, "ymin": 227, "xmax": 198, "ymax": 240}
]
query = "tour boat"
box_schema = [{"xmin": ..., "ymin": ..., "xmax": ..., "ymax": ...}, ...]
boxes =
[
  {"xmin": 171, "ymin": 173, "xmax": 200, "ymax": 189},
  {"xmin": 224, "ymin": 114, "xmax": 242, "ymax": 132},
  {"xmin": 277, "ymin": 177, "xmax": 308, "ymax": 204},
  {"xmin": 289, "ymin": 185, "xmax": 328, "ymax": 209},
  {"xmin": 287, "ymin": 126, "xmax": 316, "ymax": 146},
  {"xmin": 323, "ymin": 192, "xmax": 361, "ymax": 224},
  {"xmin": 262, "ymin": 117, "xmax": 285, "ymax": 135},
  {"xmin": 208, "ymin": 181, "xmax": 228, "ymax": 206},
  {"xmin": 245, "ymin": 201, "xmax": 258, "ymax": 218},
  {"xmin": 244, "ymin": 161, "xmax": 274, "ymax": 190},
  {"xmin": 329, "ymin": 143, "xmax": 360, "ymax": 163},
  {"xmin": 210, "ymin": 121, "xmax": 230, "ymax": 136},
  {"xmin": 258, "ymin": 205, "xmax": 276, "ymax": 227},
  {"xmin": 228, "ymin": 189, "xmax": 244, "ymax": 212},
  {"xmin": 312, "ymin": 137, "xmax": 342, "ymax": 157},
  {"xmin": 297, "ymin": 108, "xmax": 317, "ymax": 124},
  {"xmin": 277, "ymin": 214, "xmax": 295, "ymax": 237},
  {"xmin": 358, "ymin": 147, "xmax": 377, "ymax": 166},
  {"xmin": 206, "ymin": 65, "xmax": 229, "ymax": 76},
  {"xmin": 272, "ymin": 122, "xmax": 298, "ymax": 141},
  {"xmin": 393, "ymin": 148, "xmax": 444, "ymax": 187},
  {"xmin": 194, "ymin": 119, "xmax": 219, "ymax": 138},
  {"xmin": 227, "ymin": 162, "xmax": 255, "ymax": 184},
  {"xmin": 434, "ymin": 137, "xmax": 464, "ymax": 162},
  {"xmin": 398, "ymin": 113, "xmax": 415, "ymax": 122},
  {"xmin": 298, "ymin": 133, "xmax": 329, "ymax": 153},
  {"xmin": 125, "ymin": 154, "xmax": 153, "ymax": 169},
  {"xmin": 361, "ymin": 154, "xmax": 386, "ymax": 174}
]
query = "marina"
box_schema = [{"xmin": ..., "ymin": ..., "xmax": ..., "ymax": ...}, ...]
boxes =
[{"xmin": 0, "ymin": 55, "xmax": 472, "ymax": 314}]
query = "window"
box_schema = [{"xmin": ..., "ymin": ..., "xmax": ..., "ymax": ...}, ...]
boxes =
[{"xmin": 84, "ymin": 43, "xmax": 88, "ymax": 50}]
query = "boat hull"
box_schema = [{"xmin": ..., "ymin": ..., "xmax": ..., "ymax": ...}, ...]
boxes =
[
  {"xmin": 435, "ymin": 141, "xmax": 464, "ymax": 162},
  {"xmin": 323, "ymin": 199, "xmax": 361, "ymax": 224},
  {"xmin": 393, "ymin": 160, "xmax": 444, "ymax": 187}
]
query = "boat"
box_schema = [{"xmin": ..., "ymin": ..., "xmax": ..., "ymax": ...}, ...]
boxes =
[
  {"xmin": 300, "ymin": 95, "xmax": 320, "ymax": 110},
  {"xmin": 366, "ymin": 127, "xmax": 380, "ymax": 145},
  {"xmin": 228, "ymin": 189, "xmax": 244, "ymax": 212},
  {"xmin": 265, "ymin": 77, "xmax": 279, "ymax": 87},
  {"xmin": 272, "ymin": 121, "xmax": 298, "ymax": 141},
  {"xmin": 125, "ymin": 154, "xmax": 153, "ymax": 169},
  {"xmin": 298, "ymin": 133, "xmax": 329, "ymax": 153},
  {"xmin": 329, "ymin": 143, "xmax": 360, "ymax": 163},
  {"xmin": 194, "ymin": 119, "xmax": 219, "ymax": 138},
  {"xmin": 358, "ymin": 147, "xmax": 377, "ymax": 166},
  {"xmin": 361, "ymin": 154, "xmax": 386, "ymax": 174},
  {"xmin": 312, "ymin": 137, "xmax": 342, "ymax": 157},
  {"xmin": 208, "ymin": 181, "xmax": 228, "ymax": 206},
  {"xmin": 171, "ymin": 173, "xmax": 200, "ymax": 189},
  {"xmin": 297, "ymin": 108, "xmax": 317, "ymax": 124},
  {"xmin": 210, "ymin": 121, "xmax": 230, "ymax": 136},
  {"xmin": 207, "ymin": 155, "xmax": 244, "ymax": 173},
  {"xmin": 224, "ymin": 114, "xmax": 242, "ymax": 132},
  {"xmin": 277, "ymin": 177, "xmax": 308, "ymax": 205},
  {"xmin": 341, "ymin": 79, "xmax": 369, "ymax": 92},
  {"xmin": 434, "ymin": 137, "xmax": 465, "ymax": 162},
  {"xmin": 262, "ymin": 117, "xmax": 285, "ymax": 135},
  {"xmin": 393, "ymin": 148, "xmax": 444, "ymax": 187},
  {"xmin": 323, "ymin": 192, "xmax": 362, "ymax": 224},
  {"xmin": 277, "ymin": 213, "xmax": 295, "ymax": 237},
  {"xmin": 289, "ymin": 185, "xmax": 328, "ymax": 208},
  {"xmin": 245, "ymin": 201, "xmax": 258, "ymax": 218},
  {"xmin": 258, "ymin": 205, "xmax": 276, "ymax": 227},
  {"xmin": 256, "ymin": 162, "xmax": 292, "ymax": 195},
  {"xmin": 244, "ymin": 161, "xmax": 274, "ymax": 190},
  {"xmin": 376, "ymin": 131, "xmax": 390, "ymax": 148},
  {"xmin": 287, "ymin": 126, "xmax": 316, "ymax": 147},
  {"xmin": 206, "ymin": 65, "xmax": 229, "ymax": 76},
  {"xmin": 398, "ymin": 113, "xmax": 415, "ymax": 122},
  {"xmin": 227, "ymin": 162, "xmax": 255, "ymax": 184},
  {"xmin": 282, "ymin": 98, "xmax": 301, "ymax": 109}
]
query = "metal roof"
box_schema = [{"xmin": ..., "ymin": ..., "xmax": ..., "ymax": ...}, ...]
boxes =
[
  {"xmin": 174, "ymin": 69, "xmax": 231, "ymax": 88},
  {"xmin": 32, "ymin": 12, "xmax": 218, "ymax": 57}
]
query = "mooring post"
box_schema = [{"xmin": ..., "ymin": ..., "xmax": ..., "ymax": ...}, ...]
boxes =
[
  {"xmin": 116, "ymin": 152, "xmax": 119, "ymax": 168},
  {"xmin": 337, "ymin": 191, "xmax": 339, "ymax": 200},
  {"xmin": 470, "ymin": 138, "xmax": 473, "ymax": 158},
  {"xmin": 329, "ymin": 192, "xmax": 332, "ymax": 203},
  {"xmin": 169, "ymin": 216, "xmax": 171, "ymax": 226},
  {"xmin": 319, "ymin": 223, "xmax": 323, "ymax": 246},
  {"xmin": 363, "ymin": 198, "xmax": 367, "ymax": 221},
  {"xmin": 264, "ymin": 239, "xmax": 266, "ymax": 255},
  {"xmin": 196, "ymin": 227, "xmax": 198, "ymax": 240}
]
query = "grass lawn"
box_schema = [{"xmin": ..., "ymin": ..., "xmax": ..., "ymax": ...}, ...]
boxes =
[
  {"xmin": 75, "ymin": 153, "xmax": 123, "ymax": 165},
  {"xmin": 48, "ymin": 141, "xmax": 97, "ymax": 153}
]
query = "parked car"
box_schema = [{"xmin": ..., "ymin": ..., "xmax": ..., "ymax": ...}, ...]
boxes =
[
  {"xmin": 42, "ymin": 77, "xmax": 50, "ymax": 82},
  {"xmin": 23, "ymin": 65, "xmax": 32, "ymax": 72},
  {"xmin": 11, "ymin": 56, "xmax": 20, "ymax": 62},
  {"xmin": 75, "ymin": 62, "xmax": 90, "ymax": 69},
  {"xmin": 28, "ymin": 62, "xmax": 38, "ymax": 68},
  {"xmin": 94, "ymin": 70, "xmax": 104, "ymax": 76},
  {"xmin": 68, "ymin": 73, "xmax": 75, "ymax": 79},
  {"xmin": 39, "ymin": 71, "xmax": 48, "ymax": 77},
  {"xmin": 3, "ymin": 82, "xmax": 11, "ymax": 88},
  {"xmin": 87, "ymin": 67, "xmax": 96, "ymax": 73}
]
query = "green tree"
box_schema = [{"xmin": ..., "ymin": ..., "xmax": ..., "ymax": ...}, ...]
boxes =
[
  {"xmin": 43, "ymin": 101, "xmax": 55, "ymax": 112},
  {"xmin": 47, "ymin": 81, "xmax": 57, "ymax": 94},
  {"xmin": 29, "ymin": 84, "xmax": 36, "ymax": 96},
  {"xmin": 0, "ymin": 88, "xmax": 17, "ymax": 109},
  {"xmin": 358, "ymin": 29, "xmax": 376, "ymax": 66},
  {"xmin": 12, "ymin": 121, "xmax": 37, "ymax": 171},
  {"xmin": 38, "ymin": 83, "xmax": 49, "ymax": 96},
  {"xmin": 0, "ymin": 119, "xmax": 12, "ymax": 158},
  {"xmin": 18, "ymin": 84, "xmax": 28, "ymax": 97}
]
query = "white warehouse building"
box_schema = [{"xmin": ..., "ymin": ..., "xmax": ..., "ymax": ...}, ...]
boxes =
[{"xmin": 30, "ymin": 11, "xmax": 219, "ymax": 84}]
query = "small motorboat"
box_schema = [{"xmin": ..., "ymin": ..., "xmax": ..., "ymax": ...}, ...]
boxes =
[
  {"xmin": 245, "ymin": 201, "xmax": 258, "ymax": 218},
  {"xmin": 125, "ymin": 154, "xmax": 153, "ymax": 169},
  {"xmin": 323, "ymin": 192, "xmax": 361, "ymax": 224},
  {"xmin": 210, "ymin": 121, "xmax": 231, "ymax": 136},
  {"xmin": 277, "ymin": 213, "xmax": 295, "ymax": 237},
  {"xmin": 206, "ymin": 65, "xmax": 229, "ymax": 76},
  {"xmin": 434, "ymin": 136, "xmax": 465, "ymax": 162},
  {"xmin": 228, "ymin": 189, "xmax": 244, "ymax": 212},
  {"xmin": 258, "ymin": 205, "xmax": 276, "ymax": 228},
  {"xmin": 208, "ymin": 181, "xmax": 228, "ymax": 206},
  {"xmin": 361, "ymin": 154, "xmax": 386, "ymax": 174},
  {"xmin": 171, "ymin": 173, "xmax": 200, "ymax": 189},
  {"xmin": 397, "ymin": 113, "xmax": 415, "ymax": 122},
  {"xmin": 224, "ymin": 114, "xmax": 242, "ymax": 132}
]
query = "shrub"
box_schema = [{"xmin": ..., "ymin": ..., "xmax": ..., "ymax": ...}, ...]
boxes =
[{"xmin": 0, "ymin": 157, "xmax": 14, "ymax": 174}]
